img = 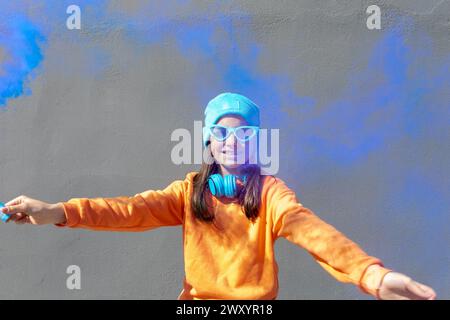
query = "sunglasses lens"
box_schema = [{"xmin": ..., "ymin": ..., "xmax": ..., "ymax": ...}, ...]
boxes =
[
  {"xmin": 235, "ymin": 127, "xmax": 257, "ymax": 141},
  {"xmin": 210, "ymin": 126, "xmax": 228, "ymax": 140}
]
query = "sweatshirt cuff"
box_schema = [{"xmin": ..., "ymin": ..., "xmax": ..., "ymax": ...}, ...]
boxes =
[
  {"xmin": 54, "ymin": 201, "xmax": 81, "ymax": 228},
  {"xmin": 359, "ymin": 263, "xmax": 393, "ymax": 299}
]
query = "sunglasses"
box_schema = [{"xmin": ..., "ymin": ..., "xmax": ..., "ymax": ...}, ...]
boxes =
[{"xmin": 209, "ymin": 124, "xmax": 259, "ymax": 143}]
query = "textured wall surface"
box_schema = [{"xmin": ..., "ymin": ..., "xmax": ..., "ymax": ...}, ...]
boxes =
[{"xmin": 0, "ymin": 0, "xmax": 448, "ymax": 299}]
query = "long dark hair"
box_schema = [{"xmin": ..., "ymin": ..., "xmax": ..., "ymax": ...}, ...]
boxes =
[{"xmin": 191, "ymin": 144, "xmax": 262, "ymax": 224}]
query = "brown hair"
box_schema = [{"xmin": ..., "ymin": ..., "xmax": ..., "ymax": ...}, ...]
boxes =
[{"xmin": 191, "ymin": 144, "xmax": 262, "ymax": 224}]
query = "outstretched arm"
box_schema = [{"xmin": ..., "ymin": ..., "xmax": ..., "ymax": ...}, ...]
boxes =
[
  {"xmin": 3, "ymin": 178, "xmax": 186, "ymax": 232},
  {"xmin": 268, "ymin": 178, "xmax": 436, "ymax": 300}
]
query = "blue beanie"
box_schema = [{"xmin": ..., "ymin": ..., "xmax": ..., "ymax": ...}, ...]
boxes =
[{"xmin": 203, "ymin": 92, "xmax": 260, "ymax": 147}]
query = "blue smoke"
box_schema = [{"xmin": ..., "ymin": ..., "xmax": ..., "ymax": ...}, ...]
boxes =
[
  {"xmin": 296, "ymin": 21, "xmax": 449, "ymax": 167},
  {"xmin": 0, "ymin": 0, "xmax": 112, "ymax": 107},
  {"xmin": 109, "ymin": 2, "xmax": 314, "ymax": 131},
  {"xmin": 0, "ymin": 16, "xmax": 46, "ymax": 106}
]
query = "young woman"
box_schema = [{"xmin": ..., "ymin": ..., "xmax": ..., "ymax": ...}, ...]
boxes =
[{"xmin": 2, "ymin": 92, "xmax": 436, "ymax": 300}]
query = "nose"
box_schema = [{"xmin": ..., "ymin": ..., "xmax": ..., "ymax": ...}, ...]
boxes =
[
  {"xmin": 225, "ymin": 131, "xmax": 238, "ymax": 145},
  {"xmin": 222, "ymin": 132, "xmax": 238, "ymax": 150}
]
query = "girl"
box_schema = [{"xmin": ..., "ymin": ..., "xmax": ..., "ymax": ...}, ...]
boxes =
[{"xmin": 2, "ymin": 92, "xmax": 436, "ymax": 300}]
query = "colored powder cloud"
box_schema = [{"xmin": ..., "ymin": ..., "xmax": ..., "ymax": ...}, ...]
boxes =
[
  {"xmin": 0, "ymin": 15, "xmax": 46, "ymax": 107},
  {"xmin": 0, "ymin": 0, "xmax": 112, "ymax": 107},
  {"xmin": 295, "ymin": 19, "xmax": 450, "ymax": 167},
  {"xmin": 106, "ymin": 1, "xmax": 315, "ymax": 130},
  {"xmin": 1, "ymin": 0, "xmax": 313, "ymax": 123}
]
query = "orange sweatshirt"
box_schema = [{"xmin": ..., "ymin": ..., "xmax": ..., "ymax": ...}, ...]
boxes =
[{"xmin": 55, "ymin": 171, "xmax": 392, "ymax": 299}]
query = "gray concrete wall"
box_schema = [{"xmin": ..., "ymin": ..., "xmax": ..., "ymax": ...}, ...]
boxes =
[{"xmin": 0, "ymin": 0, "xmax": 448, "ymax": 299}]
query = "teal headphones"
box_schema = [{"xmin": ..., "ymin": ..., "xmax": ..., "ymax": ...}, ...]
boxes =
[{"xmin": 208, "ymin": 174, "xmax": 248, "ymax": 198}]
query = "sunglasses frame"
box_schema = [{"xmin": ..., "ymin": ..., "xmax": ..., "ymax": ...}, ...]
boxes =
[{"xmin": 209, "ymin": 124, "xmax": 259, "ymax": 143}]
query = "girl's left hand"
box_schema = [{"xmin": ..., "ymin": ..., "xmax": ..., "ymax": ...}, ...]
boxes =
[{"xmin": 378, "ymin": 272, "xmax": 436, "ymax": 300}]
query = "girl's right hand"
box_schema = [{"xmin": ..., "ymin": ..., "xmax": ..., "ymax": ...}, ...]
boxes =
[{"xmin": 1, "ymin": 195, "xmax": 66, "ymax": 225}]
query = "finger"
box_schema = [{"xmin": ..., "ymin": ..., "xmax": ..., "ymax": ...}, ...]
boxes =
[
  {"xmin": 413, "ymin": 282, "xmax": 436, "ymax": 299},
  {"xmin": 416, "ymin": 283, "xmax": 436, "ymax": 299},
  {"xmin": 27, "ymin": 216, "xmax": 37, "ymax": 225},
  {"xmin": 406, "ymin": 280, "xmax": 434, "ymax": 299},
  {"xmin": 15, "ymin": 216, "xmax": 31, "ymax": 225},
  {"xmin": 7, "ymin": 213, "xmax": 26, "ymax": 222},
  {"xmin": 15, "ymin": 215, "xmax": 28, "ymax": 224},
  {"xmin": 4, "ymin": 195, "xmax": 26, "ymax": 207},
  {"xmin": 3, "ymin": 203, "xmax": 28, "ymax": 215}
]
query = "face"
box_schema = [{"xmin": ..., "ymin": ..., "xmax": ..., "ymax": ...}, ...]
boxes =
[{"xmin": 208, "ymin": 115, "xmax": 257, "ymax": 174}]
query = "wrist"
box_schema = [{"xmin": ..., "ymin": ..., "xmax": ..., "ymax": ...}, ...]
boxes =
[
  {"xmin": 376, "ymin": 270, "xmax": 394, "ymax": 300},
  {"xmin": 360, "ymin": 263, "xmax": 393, "ymax": 299},
  {"xmin": 49, "ymin": 202, "xmax": 67, "ymax": 225}
]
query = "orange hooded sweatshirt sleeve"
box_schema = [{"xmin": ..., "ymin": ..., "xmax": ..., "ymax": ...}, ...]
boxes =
[
  {"xmin": 55, "ymin": 178, "xmax": 186, "ymax": 232},
  {"xmin": 268, "ymin": 177, "xmax": 392, "ymax": 297}
]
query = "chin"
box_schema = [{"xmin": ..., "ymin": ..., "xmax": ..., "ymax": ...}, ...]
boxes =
[
  {"xmin": 224, "ymin": 163, "xmax": 241, "ymax": 168},
  {"xmin": 222, "ymin": 159, "xmax": 249, "ymax": 169}
]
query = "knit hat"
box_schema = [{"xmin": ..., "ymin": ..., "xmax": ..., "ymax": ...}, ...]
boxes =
[{"xmin": 203, "ymin": 92, "xmax": 260, "ymax": 147}]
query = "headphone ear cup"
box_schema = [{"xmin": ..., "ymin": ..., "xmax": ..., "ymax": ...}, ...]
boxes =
[
  {"xmin": 208, "ymin": 174, "xmax": 224, "ymax": 197},
  {"xmin": 224, "ymin": 175, "xmax": 236, "ymax": 198},
  {"xmin": 208, "ymin": 174, "xmax": 247, "ymax": 199}
]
